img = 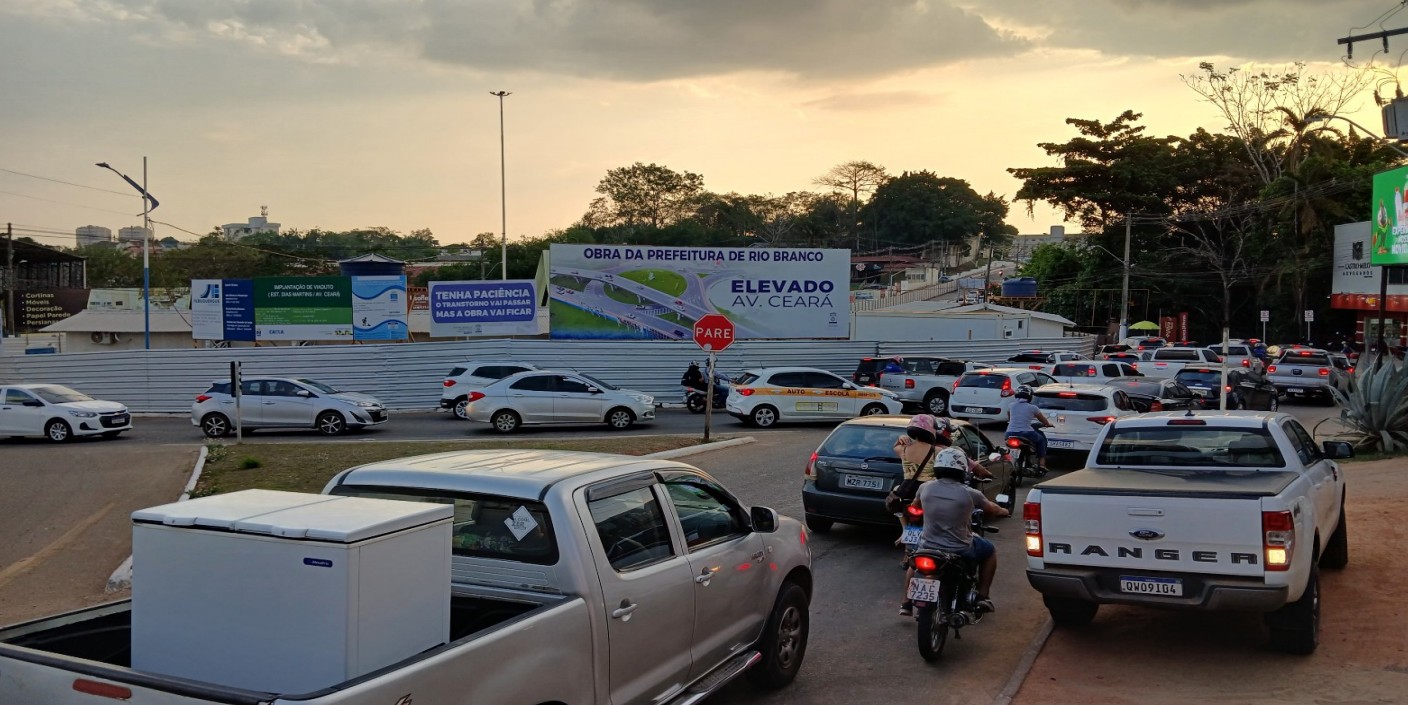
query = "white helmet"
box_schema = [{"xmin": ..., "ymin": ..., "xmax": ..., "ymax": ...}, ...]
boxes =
[{"xmin": 933, "ymin": 448, "xmax": 969, "ymax": 478}]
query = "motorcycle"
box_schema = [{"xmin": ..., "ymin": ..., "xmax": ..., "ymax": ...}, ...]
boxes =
[
  {"xmin": 684, "ymin": 373, "xmax": 730, "ymax": 413},
  {"xmin": 902, "ymin": 501, "xmax": 1001, "ymax": 662},
  {"xmin": 1004, "ymin": 421, "xmax": 1052, "ymax": 490}
]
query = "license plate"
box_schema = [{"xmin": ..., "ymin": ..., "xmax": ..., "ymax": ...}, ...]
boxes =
[
  {"xmin": 841, "ymin": 474, "xmax": 886, "ymax": 490},
  {"xmin": 110, "ymin": 415, "xmax": 129, "ymax": 424},
  {"xmin": 1048, "ymin": 439, "xmax": 1076, "ymax": 450},
  {"xmin": 1119, "ymin": 576, "xmax": 1183, "ymax": 596},
  {"xmin": 1288, "ymin": 387, "xmax": 1304, "ymax": 393},
  {"xmin": 906, "ymin": 577, "xmax": 941, "ymax": 602},
  {"xmin": 963, "ymin": 406, "xmax": 985, "ymax": 414},
  {"xmin": 900, "ymin": 525, "xmax": 923, "ymax": 546}
]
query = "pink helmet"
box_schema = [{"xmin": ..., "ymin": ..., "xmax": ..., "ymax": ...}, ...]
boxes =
[{"xmin": 905, "ymin": 414, "xmax": 949, "ymax": 444}]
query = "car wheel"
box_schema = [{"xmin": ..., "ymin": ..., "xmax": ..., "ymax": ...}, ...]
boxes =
[
  {"xmin": 606, "ymin": 407, "xmax": 635, "ymax": 430},
  {"xmin": 1269, "ymin": 396, "xmax": 1280, "ymax": 412},
  {"xmin": 1044, "ymin": 594, "xmax": 1099, "ymax": 627},
  {"xmin": 859, "ymin": 403, "xmax": 886, "ymax": 417},
  {"xmin": 316, "ymin": 411, "xmax": 347, "ymax": 436},
  {"xmin": 750, "ymin": 405, "xmax": 779, "ymax": 428},
  {"xmin": 45, "ymin": 419, "xmax": 72, "ymax": 443},
  {"xmin": 491, "ymin": 410, "xmax": 521, "ymax": 433},
  {"xmin": 452, "ymin": 396, "xmax": 470, "ymax": 420},
  {"xmin": 923, "ymin": 391, "xmax": 950, "ymax": 416},
  {"xmin": 101, "ymin": 431, "xmax": 123, "ymax": 439},
  {"xmin": 804, "ymin": 514, "xmax": 834, "ymax": 533},
  {"xmin": 201, "ymin": 413, "xmax": 231, "ymax": 438},
  {"xmin": 1266, "ymin": 564, "xmax": 1319, "ymax": 654},
  {"xmin": 747, "ymin": 582, "xmax": 809, "ymax": 689},
  {"xmin": 1236, "ymin": 397, "xmax": 1247, "ymax": 410}
]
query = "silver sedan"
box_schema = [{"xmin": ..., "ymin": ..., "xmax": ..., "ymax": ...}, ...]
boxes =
[
  {"xmin": 462, "ymin": 371, "xmax": 655, "ymax": 433},
  {"xmin": 191, "ymin": 377, "xmax": 388, "ymax": 437}
]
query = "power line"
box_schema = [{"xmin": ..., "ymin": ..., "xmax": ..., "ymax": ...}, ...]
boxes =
[
  {"xmin": 0, "ymin": 166, "xmax": 133, "ymax": 197},
  {"xmin": 0, "ymin": 189, "xmax": 139, "ymax": 216}
]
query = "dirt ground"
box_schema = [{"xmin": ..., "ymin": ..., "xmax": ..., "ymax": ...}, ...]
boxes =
[{"xmin": 1013, "ymin": 457, "xmax": 1408, "ymax": 705}]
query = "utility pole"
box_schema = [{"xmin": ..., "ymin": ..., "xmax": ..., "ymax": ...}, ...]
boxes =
[
  {"xmin": 142, "ymin": 157, "xmax": 151, "ymax": 350},
  {"xmin": 490, "ymin": 90, "xmax": 511, "ymax": 280},
  {"xmin": 1118, "ymin": 213, "xmax": 1132, "ymax": 341},
  {"xmin": 5, "ymin": 222, "xmax": 13, "ymax": 338}
]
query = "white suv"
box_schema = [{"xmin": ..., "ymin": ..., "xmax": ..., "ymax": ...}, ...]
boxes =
[
  {"xmin": 1030, "ymin": 384, "xmax": 1139, "ymax": 452},
  {"xmin": 949, "ymin": 368, "xmax": 1058, "ymax": 423},
  {"xmin": 440, "ymin": 361, "xmax": 540, "ymax": 419}
]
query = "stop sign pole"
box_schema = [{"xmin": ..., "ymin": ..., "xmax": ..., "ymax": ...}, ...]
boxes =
[{"xmin": 693, "ymin": 314, "xmax": 735, "ymax": 442}]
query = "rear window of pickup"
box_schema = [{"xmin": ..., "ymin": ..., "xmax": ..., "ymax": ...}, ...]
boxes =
[
  {"xmin": 1276, "ymin": 353, "xmax": 1330, "ymax": 366},
  {"xmin": 330, "ymin": 485, "xmax": 559, "ymax": 565},
  {"xmin": 1095, "ymin": 427, "xmax": 1286, "ymax": 468}
]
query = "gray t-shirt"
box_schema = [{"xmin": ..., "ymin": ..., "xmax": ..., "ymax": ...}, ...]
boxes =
[
  {"xmin": 1006, "ymin": 400, "xmax": 1041, "ymax": 434},
  {"xmin": 916, "ymin": 478, "xmax": 987, "ymax": 552}
]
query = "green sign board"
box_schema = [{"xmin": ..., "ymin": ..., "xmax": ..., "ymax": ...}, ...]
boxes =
[
  {"xmin": 1371, "ymin": 165, "xmax": 1408, "ymax": 265},
  {"xmin": 252, "ymin": 276, "xmax": 353, "ymax": 341}
]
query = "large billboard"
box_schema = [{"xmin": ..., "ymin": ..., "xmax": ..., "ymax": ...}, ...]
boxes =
[
  {"xmin": 191, "ymin": 279, "xmax": 256, "ymax": 341},
  {"xmin": 1372, "ymin": 165, "xmax": 1408, "ymax": 265},
  {"xmin": 547, "ymin": 245, "xmax": 850, "ymax": 340},
  {"xmin": 428, "ymin": 280, "xmax": 539, "ymax": 337},
  {"xmin": 15, "ymin": 289, "xmax": 89, "ymax": 332},
  {"xmin": 351, "ymin": 275, "xmax": 408, "ymax": 341},
  {"xmin": 253, "ymin": 276, "xmax": 352, "ymax": 341}
]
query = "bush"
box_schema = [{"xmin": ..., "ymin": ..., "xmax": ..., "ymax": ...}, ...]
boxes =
[
  {"xmin": 1329, "ymin": 357, "xmax": 1408, "ymax": 453},
  {"xmin": 239, "ymin": 457, "xmax": 263, "ymax": 470}
]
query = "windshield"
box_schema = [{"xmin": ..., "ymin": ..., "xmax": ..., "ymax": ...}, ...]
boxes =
[
  {"xmin": 818, "ymin": 424, "xmax": 903, "ymax": 460},
  {"xmin": 958, "ymin": 374, "xmax": 1007, "ymax": 389},
  {"xmin": 735, "ymin": 373, "xmax": 761, "ymax": 385},
  {"xmin": 32, "ymin": 385, "xmax": 94, "ymax": 404},
  {"xmin": 1052, "ymin": 363, "xmax": 1100, "ymax": 377},
  {"xmin": 1108, "ymin": 380, "xmax": 1161, "ymax": 396},
  {"xmin": 578, "ymin": 374, "xmax": 619, "ymax": 391},
  {"xmin": 1033, "ymin": 392, "xmax": 1109, "ymax": 412},
  {"xmin": 1095, "ymin": 426, "xmax": 1286, "ymax": 468},
  {"xmin": 296, "ymin": 379, "xmax": 342, "ymax": 394},
  {"xmin": 330, "ymin": 485, "xmax": 558, "ymax": 565},
  {"xmin": 1176, "ymin": 371, "xmax": 1221, "ymax": 386},
  {"xmin": 1007, "ymin": 353, "xmax": 1049, "ymax": 363},
  {"xmin": 1278, "ymin": 352, "xmax": 1330, "ymax": 366}
]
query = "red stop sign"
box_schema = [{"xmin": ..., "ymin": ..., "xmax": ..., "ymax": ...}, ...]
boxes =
[{"xmin": 693, "ymin": 314, "xmax": 735, "ymax": 352}]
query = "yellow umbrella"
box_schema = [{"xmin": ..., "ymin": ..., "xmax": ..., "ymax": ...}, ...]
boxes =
[{"xmin": 1129, "ymin": 321, "xmax": 1160, "ymax": 331}]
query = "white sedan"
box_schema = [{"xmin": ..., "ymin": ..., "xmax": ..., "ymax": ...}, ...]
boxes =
[
  {"xmin": 0, "ymin": 384, "xmax": 132, "ymax": 442},
  {"xmin": 725, "ymin": 367, "xmax": 902, "ymax": 428},
  {"xmin": 1030, "ymin": 383, "xmax": 1140, "ymax": 452},
  {"xmin": 462, "ymin": 370, "xmax": 655, "ymax": 433}
]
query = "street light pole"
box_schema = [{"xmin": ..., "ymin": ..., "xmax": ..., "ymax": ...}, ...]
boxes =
[
  {"xmin": 490, "ymin": 91, "xmax": 511, "ymax": 280},
  {"xmin": 95, "ymin": 159, "xmax": 159, "ymax": 350},
  {"xmin": 1119, "ymin": 213, "xmax": 1132, "ymax": 341}
]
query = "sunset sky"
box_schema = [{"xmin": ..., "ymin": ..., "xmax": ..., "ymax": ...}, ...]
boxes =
[{"xmin": 1, "ymin": 0, "xmax": 1403, "ymax": 251}]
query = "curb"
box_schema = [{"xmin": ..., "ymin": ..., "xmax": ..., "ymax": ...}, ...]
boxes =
[
  {"xmin": 989, "ymin": 617, "xmax": 1054, "ymax": 705},
  {"xmin": 106, "ymin": 444, "xmax": 209, "ymax": 593},
  {"xmin": 645, "ymin": 436, "xmax": 755, "ymax": 459}
]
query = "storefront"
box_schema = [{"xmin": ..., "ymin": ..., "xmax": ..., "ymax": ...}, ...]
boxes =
[{"xmin": 1329, "ymin": 221, "xmax": 1408, "ymax": 349}]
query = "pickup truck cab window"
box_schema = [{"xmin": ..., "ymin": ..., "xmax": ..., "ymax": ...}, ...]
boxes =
[
  {"xmin": 1095, "ymin": 427, "xmax": 1287, "ymax": 468},
  {"xmin": 1282, "ymin": 420, "xmax": 1324, "ymax": 465},
  {"xmin": 329, "ymin": 486, "xmax": 559, "ymax": 565},
  {"xmin": 588, "ymin": 486, "xmax": 677, "ymax": 572},
  {"xmin": 662, "ymin": 476, "xmax": 750, "ymax": 550}
]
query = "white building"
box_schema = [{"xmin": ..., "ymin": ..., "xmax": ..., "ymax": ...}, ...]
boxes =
[
  {"xmin": 222, "ymin": 206, "xmax": 281, "ymax": 242},
  {"xmin": 75, "ymin": 225, "xmax": 113, "ymax": 247},
  {"xmin": 1009, "ymin": 225, "xmax": 1079, "ymax": 261},
  {"xmin": 118, "ymin": 226, "xmax": 152, "ymax": 244}
]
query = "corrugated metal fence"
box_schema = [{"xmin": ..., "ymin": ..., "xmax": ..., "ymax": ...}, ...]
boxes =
[{"xmin": 0, "ymin": 336, "xmax": 1095, "ymax": 413}]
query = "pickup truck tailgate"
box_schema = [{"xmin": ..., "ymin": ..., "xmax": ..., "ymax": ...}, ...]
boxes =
[
  {"xmin": 0, "ymin": 655, "xmax": 250, "ymax": 705},
  {"xmin": 1036, "ymin": 469, "xmax": 1296, "ymax": 578}
]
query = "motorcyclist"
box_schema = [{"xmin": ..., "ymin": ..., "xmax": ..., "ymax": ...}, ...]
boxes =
[
  {"xmin": 681, "ymin": 361, "xmax": 707, "ymax": 391},
  {"xmin": 913, "ymin": 451, "xmax": 1010, "ymax": 613},
  {"xmin": 1005, "ymin": 386, "xmax": 1053, "ymax": 474}
]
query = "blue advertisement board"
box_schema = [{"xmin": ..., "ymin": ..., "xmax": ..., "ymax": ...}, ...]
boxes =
[
  {"xmin": 352, "ymin": 275, "xmax": 408, "ymax": 341},
  {"xmin": 428, "ymin": 280, "xmax": 539, "ymax": 337},
  {"xmin": 223, "ymin": 279, "xmax": 255, "ymax": 341}
]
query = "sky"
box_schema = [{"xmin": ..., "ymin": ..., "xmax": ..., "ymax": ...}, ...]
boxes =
[{"xmin": 2, "ymin": 0, "xmax": 1405, "ymax": 252}]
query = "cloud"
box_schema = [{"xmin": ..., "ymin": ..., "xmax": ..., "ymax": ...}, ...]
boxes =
[
  {"xmin": 7, "ymin": 0, "xmax": 1027, "ymax": 80},
  {"xmin": 803, "ymin": 90, "xmax": 943, "ymax": 111}
]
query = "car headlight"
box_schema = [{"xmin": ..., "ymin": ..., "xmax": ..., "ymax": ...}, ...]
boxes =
[
  {"xmin": 356, "ymin": 401, "xmax": 381, "ymax": 408},
  {"xmin": 67, "ymin": 410, "xmax": 97, "ymax": 418}
]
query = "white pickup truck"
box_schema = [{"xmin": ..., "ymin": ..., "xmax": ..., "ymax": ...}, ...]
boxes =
[
  {"xmin": 1136, "ymin": 347, "xmax": 1225, "ymax": 379},
  {"xmin": 1023, "ymin": 412, "xmax": 1352, "ymax": 654},
  {"xmin": 0, "ymin": 450, "xmax": 814, "ymax": 704}
]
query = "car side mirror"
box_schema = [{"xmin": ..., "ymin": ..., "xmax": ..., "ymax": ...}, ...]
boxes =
[
  {"xmin": 22, "ymin": 399, "xmax": 44, "ymax": 407},
  {"xmin": 296, "ymin": 389, "xmax": 313, "ymax": 398},
  {"xmin": 1321, "ymin": 441, "xmax": 1354, "ymax": 460},
  {"xmin": 988, "ymin": 452, "xmax": 1003, "ymax": 462},
  {"xmin": 749, "ymin": 506, "xmax": 780, "ymax": 533}
]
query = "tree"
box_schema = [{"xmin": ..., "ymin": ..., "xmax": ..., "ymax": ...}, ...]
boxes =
[
  {"xmin": 586, "ymin": 163, "xmax": 707, "ymax": 230},
  {"xmin": 74, "ymin": 244, "xmax": 141, "ymax": 287},
  {"xmin": 813, "ymin": 161, "xmax": 887, "ymax": 249},
  {"xmin": 860, "ymin": 171, "xmax": 994, "ymax": 250}
]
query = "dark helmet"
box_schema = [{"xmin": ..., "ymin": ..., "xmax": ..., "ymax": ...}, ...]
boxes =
[{"xmin": 1014, "ymin": 385, "xmax": 1034, "ymax": 401}]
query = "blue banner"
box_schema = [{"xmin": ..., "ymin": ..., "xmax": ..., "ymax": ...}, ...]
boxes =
[
  {"xmin": 223, "ymin": 279, "xmax": 255, "ymax": 341},
  {"xmin": 428, "ymin": 280, "xmax": 539, "ymax": 337}
]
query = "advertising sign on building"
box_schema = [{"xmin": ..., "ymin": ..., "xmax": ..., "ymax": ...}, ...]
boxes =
[
  {"xmin": 428, "ymin": 280, "xmax": 539, "ymax": 337},
  {"xmin": 546, "ymin": 245, "xmax": 850, "ymax": 340},
  {"xmin": 15, "ymin": 289, "xmax": 89, "ymax": 332},
  {"xmin": 1371, "ymin": 165, "xmax": 1408, "ymax": 265},
  {"xmin": 190, "ymin": 279, "xmax": 257, "ymax": 341},
  {"xmin": 351, "ymin": 276, "xmax": 408, "ymax": 341},
  {"xmin": 253, "ymin": 276, "xmax": 353, "ymax": 341}
]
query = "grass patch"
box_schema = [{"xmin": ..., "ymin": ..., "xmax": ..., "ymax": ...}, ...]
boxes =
[
  {"xmin": 196, "ymin": 436, "xmax": 726, "ymax": 497},
  {"xmin": 620, "ymin": 269, "xmax": 687, "ymax": 297},
  {"xmin": 602, "ymin": 283, "xmax": 642, "ymax": 306}
]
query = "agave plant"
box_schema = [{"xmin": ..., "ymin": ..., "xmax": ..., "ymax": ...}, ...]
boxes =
[{"xmin": 1329, "ymin": 356, "xmax": 1408, "ymax": 452}]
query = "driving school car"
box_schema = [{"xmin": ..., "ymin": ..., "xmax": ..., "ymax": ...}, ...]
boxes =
[{"xmin": 726, "ymin": 366, "xmax": 902, "ymax": 428}]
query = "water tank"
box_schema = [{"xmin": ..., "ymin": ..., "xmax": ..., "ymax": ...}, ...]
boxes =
[{"xmin": 1002, "ymin": 277, "xmax": 1038, "ymax": 298}]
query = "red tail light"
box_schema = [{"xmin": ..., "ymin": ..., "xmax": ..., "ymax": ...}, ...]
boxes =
[
  {"xmin": 195, "ymin": 394, "xmax": 212, "ymax": 403},
  {"xmin": 1262, "ymin": 510, "xmax": 1294, "ymax": 571},
  {"xmin": 1000, "ymin": 378, "xmax": 1014, "ymax": 398},
  {"xmin": 1086, "ymin": 416, "xmax": 1117, "ymax": 425},
  {"xmin": 1241, "ymin": 359, "xmax": 1250, "ymax": 367},
  {"xmin": 1150, "ymin": 400, "xmax": 1164, "ymax": 411},
  {"xmin": 951, "ymin": 379, "xmax": 960, "ymax": 393},
  {"xmin": 1349, "ymin": 367, "xmax": 1356, "ymax": 374},
  {"xmin": 1130, "ymin": 363, "xmax": 1139, "ymax": 370},
  {"xmin": 905, "ymin": 503, "xmax": 924, "ymax": 519},
  {"xmin": 1006, "ymin": 437, "xmax": 1022, "ymax": 449},
  {"xmin": 1024, "ymin": 501, "xmax": 1043, "ymax": 556},
  {"xmin": 467, "ymin": 391, "xmax": 486, "ymax": 402},
  {"xmin": 913, "ymin": 555, "xmax": 938, "ymax": 572},
  {"xmin": 1029, "ymin": 365, "xmax": 1043, "ymax": 370},
  {"xmin": 905, "ymin": 378, "xmax": 915, "ymax": 389},
  {"xmin": 1266, "ymin": 365, "xmax": 1277, "ymax": 374},
  {"xmin": 804, "ymin": 451, "xmax": 817, "ymax": 478},
  {"xmin": 738, "ymin": 388, "xmax": 755, "ymax": 396},
  {"xmin": 443, "ymin": 379, "xmax": 456, "ymax": 387},
  {"xmin": 1225, "ymin": 385, "xmax": 1233, "ymax": 392},
  {"xmin": 1058, "ymin": 391, "xmax": 1078, "ymax": 397},
  {"xmin": 1318, "ymin": 368, "xmax": 1329, "ymax": 376}
]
